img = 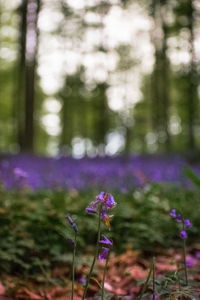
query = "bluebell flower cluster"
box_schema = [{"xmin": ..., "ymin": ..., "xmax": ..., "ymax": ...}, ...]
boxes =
[
  {"xmin": 170, "ymin": 209, "xmax": 192, "ymax": 239},
  {"xmin": 86, "ymin": 191, "xmax": 116, "ymax": 228},
  {"xmin": 86, "ymin": 192, "xmax": 116, "ymax": 262}
]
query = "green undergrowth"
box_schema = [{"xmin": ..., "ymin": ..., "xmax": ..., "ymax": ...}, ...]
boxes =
[{"xmin": 0, "ymin": 182, "xmax": 200, "ymax": 278}]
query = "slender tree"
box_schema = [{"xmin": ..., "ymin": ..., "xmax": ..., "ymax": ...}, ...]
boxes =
[
  {"xmin": 23, "ymin": 0, "xmax": 40, "ymax": 152},
  {"xmin": 16, "ymin": 0, "xmax": 40, "ymax": 152},
  {"xmin": 187, "ymin": 0, "xmax": 197, "ymax": 151},
  {"xmin": 149, "ymin": 0, "xmax": 171, "ymax": 151},
  {"xmin": 16, "ymin": 0, "xmax": 28, "ymax": 150}
]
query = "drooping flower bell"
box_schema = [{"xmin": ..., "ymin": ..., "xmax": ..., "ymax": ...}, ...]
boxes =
[
  {"xmin": 99, "ymin": 235, "xmax": 113, "ymax": 246},
  {"xmin": 180, "ymin": 230, "xmax": 187, "ymax": 239},
  {"xmin": 169, "ymin": 209, "xmax": 176, "ymax": 218},
  {"xmin": 184, "ymin": 219, "xmax": 192, "ymax": 228},
  {"xmin": 98, "ymin": 247, "xmax": 109, "ymax": 262},
  {"xmin": 66, "ymin": 215, "xmax": 78, "ymax": 233}
]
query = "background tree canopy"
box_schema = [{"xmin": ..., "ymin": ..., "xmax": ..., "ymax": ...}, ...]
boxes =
[{"xmin": 0, "ymin": 0, "xmax": 200, "ymax": 156}]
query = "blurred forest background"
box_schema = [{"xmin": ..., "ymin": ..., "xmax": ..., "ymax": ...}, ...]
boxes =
[{"xmin": 0, "ymin": 0, "xmax": 200, "ymax": 157}]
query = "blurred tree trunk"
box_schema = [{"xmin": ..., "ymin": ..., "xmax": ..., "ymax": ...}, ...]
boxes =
[
  {"xmin": 150, "ymin": 0, "xmax": 161, "ymax": 149},
  {"xmin": 150, "ymin": 0, "xmax": 171, "ymax": 152},
  {"xmin": 160, "ymin": 4, "xmax": 171, "ymax": 151},
  {"xmin": 17, "ymin": 0, "xmax": 40, "ymax": 153},
  {"xmin": 187, "ymin": 0, "xmax": 197, "ymax": 151},
  {"xmin": 23, "ymin": 0, "xmax": 40, "ymax": 152},
  {"xmin": 16, "ymin": 0, "xmax": 28, "ymax": 150}
]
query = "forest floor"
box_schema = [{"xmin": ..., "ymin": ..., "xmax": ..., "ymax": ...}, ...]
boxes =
[{"xmin": 1, "ymin": 248, "xmax": 200, "ymax": 300}]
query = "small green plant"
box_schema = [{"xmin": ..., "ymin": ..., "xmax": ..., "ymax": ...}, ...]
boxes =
[
  {"xmin": 66, "ymin": 215, "xmax": 78, "ymax": 300},
  {"xmin": 170, "ymin": 209, "xmax": 192, "ymax": 286},
  {"xmin": 82, "ymin": 192, "xmax": 116, "ymax": 300}
]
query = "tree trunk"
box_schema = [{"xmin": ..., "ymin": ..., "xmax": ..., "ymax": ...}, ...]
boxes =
[
  {"xmin": 187, "ymin": 0, "xmax": 197, "ymax": 151},
  {"xmin": 16, "ymin": 0, "xmax": 28, "ymax": 150},
  {"xmin": 160, "ymin": 6, "xmax": 171, "ymax": 151},
  {"xmin": 22, "ymin": 0, "xmax": 40, "ymax": 152}
]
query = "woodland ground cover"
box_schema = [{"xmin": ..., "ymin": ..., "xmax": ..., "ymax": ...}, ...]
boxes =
[{"xmin": 1, "ymin": 155, "xmax": 200, "ymax": 299}]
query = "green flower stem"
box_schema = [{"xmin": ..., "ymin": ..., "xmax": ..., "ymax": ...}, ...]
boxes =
[
  {"xmin": 182, "ymin": 221, "xmax": 188, "ymax": 286},
  {"xmin": 101, "ymin": 249, "xmax": 110, "ymax": 300},
  {"xmin": 137, "ymin": 258, "xmax": 153, "ymax": 300},
  {"xmin": 152, "ymin": 256, "xmax": 155, "ymax": 296},
  {"xmin": 72, "ymin": 232, "xmax": 77, "ymax": 300},
  {"xmin": 183, "ymin": 238, "xmax": 188, "ymax": 286},
  {"xmin": 82, "ymin": 208, "xmax": 101, "ymax": 300}
]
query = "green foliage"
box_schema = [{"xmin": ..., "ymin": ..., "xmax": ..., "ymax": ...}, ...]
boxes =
[
  {"xmin": 184, "ymin": 167, "xmax": 200, "ymax": 188},
  {"xmin": 0, "ymin": 183, "xmax": 200, "ymax": 278},
  {"xmin": 137, "ymin": 270, "xmax": 199, "ymax": 299}
]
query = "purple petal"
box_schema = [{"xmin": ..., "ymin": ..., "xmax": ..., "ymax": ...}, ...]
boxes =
[
  {"xmin": 86, "ymin": 207, "xmax": 97, "ymax": 214},
  {"xmin": 184, "ymin": 219, "xmax": 192, "ymax": 228},
  {"xmin": 104, "ymin": 193, "xmax": 116, "ymax": 210},
  {"xmin": 180, "ymin": 230, "xmax": 187, "ymax": 239},
  {"xmin": 98, "ymin": 247, "xmax": 109, "ymax": 261},
  {"xmin": 99, "ymin": 235, "xmax": 113, "ymax": 246},
  {"xmin": 176, "ymin": 214, "xmax": 183, "ymax": 223},
  {"xmin": 169, "ymin": 209, "xmax": 176, "ymax": 218}
]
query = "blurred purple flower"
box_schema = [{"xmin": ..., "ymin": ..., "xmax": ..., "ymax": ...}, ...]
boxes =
[
  {"xmin": 85, "ymin": 207, "xmax": 97, "ymax": 214},
  {"xmin": 196, "ymin": 251, "xmax": 200, "ymax": 260},
  {"xmin": 186, "ymin": 255, "xmax": 195, "ymax": 267},
  {"xmin": 176, "ymin": 214, "xmax": 183, "ymax": 223},
  {"xmin": 170, "ymin": 209, "xmax": 176, "ymax": 218},
  {"xmin": 103, "ymin": 193, "xmax": 116, "ymax": 209},
  {"xmin": 99, "ymin": 247, "xmax": 109, "ymax": 261},
  {"xmin": 90, "ymin": 191, "xmax": 105, "ymax": 208},
  {"xmin": 86, "ymin": 192, "xmax": 116, "ymax": 228},
  {"xmin": 180, "ymin": 230, "xmax": 187, "ymax": 239},
  {"xmin": 99, "ymin": 235, "xmax": 113, "ymax": 246},
  {"xmin": 66, "ymin": 215, "xmax": 78, "ymax": 233},
  {"xmin": 13, "ymin": 167, "xmax": 27, "ymax": 179},
  {"xmin": 78, "ymin": 276, "xmax": 86, "ymax": 284},
  {"xmin": 1, "ymin": 154, "xmax": 192, "ymax": 191},
  {"xmin": 89, "ymin": 192, "xmax": 116, "ymax": 210},
  {"xmin": 184, "ymin": 219, "xmax": 192, "ymax": 228},
  {"xmin": 152, "ymin": 294, "xmax": 158, "ymax": 300}
]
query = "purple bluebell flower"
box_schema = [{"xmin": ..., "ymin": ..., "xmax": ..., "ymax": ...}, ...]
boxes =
[
  {"xmin": 184, "ymin": 219, "xmax": 192, "ymax": 228},
  {"xmin": 103, "ymin": 193, "xmax": 116, "ymax": 210},
  {"xmin": 196, "ymin": 251, "xmax": 200, "ymax": 260},
  {"xmin": 85, "ymin": 207, "xmax": 97, "ymax": 214},
  {"xmin": 78, "ymin": 276, "xmax": 86, "ymax": 284},
  {"xmin": 86, "ymin": 192, "xmax": 116, "ymax": 228},
  {"xmin": 152, "ymin": 294, "xmax": 158, "ymax": 300},
  {"xmin": 170, "ymin": 209, "xmax": 176, "ymax": 218},
  {"xmin": 99, "ymin": 235, "xmax": 113, "ymax": 246},
  {"xmin": 99, "ymin": 247, "xmax": 109, "ymax": 261},
  {"xmin": 88, "ymin": 192, "xmax": 116, "ymax": 211},
  {"xmin": 90, "ymin": 191, "xmax": 105, "ymax": 208},
  {"xmin": 186, "ymin": 255, "xmax": 195, "ymax": 268},
  {"xmin": 97, "ymin": 191, "xmax": 105, "ymax": 202},
  {"xmin": 176, "ymin": 214, "xmax": 183, "ymax": 223},
  {"xmin": 180, "ymin": 230, "xmax": 187, "ymax": 239},
  {"xmin": 66, "ymin": 215, "xmax": 78, "ymax": 233}
]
